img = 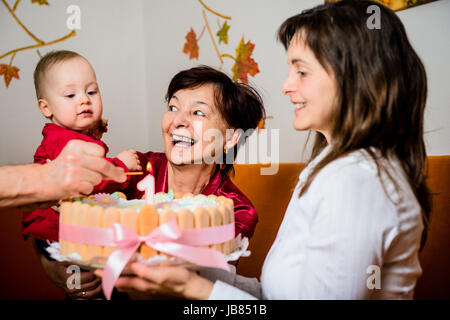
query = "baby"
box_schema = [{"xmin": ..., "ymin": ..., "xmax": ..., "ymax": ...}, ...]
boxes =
[{"xmin": 22, "ymin": 50, "xmax": 140, "ymax": 242}]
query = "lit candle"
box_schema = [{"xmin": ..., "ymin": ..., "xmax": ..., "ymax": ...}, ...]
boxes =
[{"xmin": 137, "ymin": 162, "xmax": 155, "ymax": 204}]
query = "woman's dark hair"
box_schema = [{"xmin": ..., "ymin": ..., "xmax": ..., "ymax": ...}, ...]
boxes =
[
  {"xmin": 278, "ymin": 0, "xmax": 431, "ymax": 249},
  {"xmin": 165, "ymin": 65, "xmax": 265, "ymax": 175}
]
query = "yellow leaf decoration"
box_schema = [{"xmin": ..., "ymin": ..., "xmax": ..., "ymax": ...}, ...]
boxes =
[
  {"xmin": 216, "ymin": 20, "xmax": 230, "ymax": 45},
  {"xmin": 232, "ymin": 37, "xmax": 259, "ymax": 84},
  {"xmin": 0, "ymin": 64, "xmax": 20, "ymax": 88},
  {"xmin": 31, "ymin": 0, "xmax": 49, "ymax": 5},
  {"xmin": 183, "ymin": 28, "xmax": 199, "ymax": 60}
]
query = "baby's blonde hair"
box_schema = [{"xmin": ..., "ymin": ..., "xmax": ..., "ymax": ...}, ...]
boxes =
[{"xmin": 33, "ymin": 50, "xmax": 84, "ymax": 100}]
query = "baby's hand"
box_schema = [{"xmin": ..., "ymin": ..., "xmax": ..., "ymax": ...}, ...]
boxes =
[{"xmin": 117, "ymin": 149, "xmax": 142, "ymax": 171}]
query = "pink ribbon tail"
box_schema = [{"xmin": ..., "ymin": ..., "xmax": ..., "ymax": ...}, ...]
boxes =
[{"xmin": 102, "ymin": 223, "xmax": 142, "ymax": 300}]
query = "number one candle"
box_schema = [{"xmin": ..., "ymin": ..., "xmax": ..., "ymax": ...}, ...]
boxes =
[{"xmin": 137, "ymin": 162, "xmax": 155, "ymax": 204}]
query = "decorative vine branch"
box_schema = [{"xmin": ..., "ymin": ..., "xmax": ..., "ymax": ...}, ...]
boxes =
[
  {"xmin": 0, "ymin": 0, "xmax": 76, "ymax": 88},
  {"xmin": 196, "ymin": 26, "xmax": 206, "ymax": 42},
  {"xmin": 2, "ymin": 0, "xmax": 44, "ymax": 44},
  {"xmin": 198, "ymin": 0, "xmax": 231, "ymax": 20},
  {"xmin": 220, "ymin": 53, "xmax": 236, "ymax": 62},
  {"xmin": 202, "ymin": 9, "xmax": 223, "ymax": 64},
  {"xmin": 9, "ymin": 53, "xmax": 16, "ymax": 66},
  {"xmin": 12, "ymin": 0, "xmax": 20, "ymax": 12},
  {"xmin": 0, "ymin": 30, "xmax": 76, "ymax": 60}
]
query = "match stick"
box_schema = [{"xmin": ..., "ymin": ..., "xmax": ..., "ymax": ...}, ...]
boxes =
[{"xmin": 124, "ymin": 162, "xmax": 150, "ymax": 176}]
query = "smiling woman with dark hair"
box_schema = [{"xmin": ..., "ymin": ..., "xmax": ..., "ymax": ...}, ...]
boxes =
[{"xmin": 122, "ymin": 65, "xmax": 265, "ymax": 239}]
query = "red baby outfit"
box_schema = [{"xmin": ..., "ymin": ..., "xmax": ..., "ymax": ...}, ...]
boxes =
[{"xmin": 21, "ymin": 123, "xmax": 130, "ymax": 241}]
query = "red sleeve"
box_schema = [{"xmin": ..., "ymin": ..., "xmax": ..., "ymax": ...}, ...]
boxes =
[
  {"xmin": 230, "ymin": 197, "xmax": 258, "ymax": 239},
  {"xmin": 21, "ymin": 208, "xmax": 59, "ymax": 242},
  {"xmin": 33, "ymin": 130, "xmax": 74, "ymax": 163},
  {"xmin": 214, "ymin": 174, "xmax": 259, "ymax": 239},
  {"xmin": 92, "ymin": 157, "xmax": 131, "ymax": 194}
]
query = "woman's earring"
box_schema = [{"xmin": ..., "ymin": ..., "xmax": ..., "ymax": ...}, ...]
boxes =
[{"xmin": 224, "ymin": 147, "xmax": 228, "ymax": 154}]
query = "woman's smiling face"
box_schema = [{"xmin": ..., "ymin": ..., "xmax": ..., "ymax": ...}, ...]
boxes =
[
  {"xmin": 281, "ymin": 33, "xmax": 338, "ymax": 143},
  {"xmin": 162, "ymin": 84, "xmax": 229, "ymax": 166}
]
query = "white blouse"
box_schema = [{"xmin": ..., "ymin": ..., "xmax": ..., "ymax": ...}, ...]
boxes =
[{"xmin": 209, "ymin": 146, "xmax": 424, "ymax": 299}]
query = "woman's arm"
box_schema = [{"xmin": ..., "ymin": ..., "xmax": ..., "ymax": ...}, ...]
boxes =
[{"xmin": 97, "ymin": 262, "xmax": 262, "ymax": 300}]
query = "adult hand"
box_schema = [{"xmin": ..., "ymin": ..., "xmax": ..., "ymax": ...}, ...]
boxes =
[
  {"xmin": 95, "ymin": 262, "xmax": 214, "ymax": 300},
  {"xmin": 0, "ymin": 140, "xmax": 127, "ymax": 207},
  {"xmin": 42, "ymin": 140, "xmax": 127, "ymax": 200},
  {"xmin": 33, "ymin": 238, "xmax": 103, "ymax": 300},
  {"xmin": 40, "ymin": 259, "xmax": 103, "ymax": 299}
]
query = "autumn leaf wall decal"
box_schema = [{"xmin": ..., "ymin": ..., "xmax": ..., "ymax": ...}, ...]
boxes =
[
  {"xmin": 181, "ymin": 0, "xmax": 260, "ymax": 85},
  {"xmin": 183, "ymin": 28, "xmax": 199, "ymax": 60},
  {"xmin": 0, "ymin": 0, "xmax": 76, "ymax": 89},
  {"xmin": 0, "ymin": 60, "xmax": 20, "ymax": 88},
  {"xmin": 216, "ymin": 20, "xmax": 229, "ymax": 45},
  {"xmin": 232, "ymin": 37, "xmax": 259, "ymax": 84},
  {"xmin": 181, "ymin": 0, "xmax": 271, "ymax": 130}
]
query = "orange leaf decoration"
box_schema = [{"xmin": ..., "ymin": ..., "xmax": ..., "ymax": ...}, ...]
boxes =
[
  {"xmin": 183, "ymin": 28, "xmax": 199, "ymax": 60},
  {"xmin": 257, "ymin": 119, "xmax": 265, "ymax": 131},
  {"xmin": 0, "ymin": 64, "xmax": 20, "ymax": 88},
  {"xmin": 232, "ymin": 37, "xmax": 259, "ymax": 84},
  {"xmin": 257, "ymin": 116, "xmax": 274, "ymax": 132}
]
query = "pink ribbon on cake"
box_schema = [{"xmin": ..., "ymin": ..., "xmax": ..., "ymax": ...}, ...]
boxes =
[{"xmin": 59, "ymin": 220, "xmax": 234, "ymax": 300}]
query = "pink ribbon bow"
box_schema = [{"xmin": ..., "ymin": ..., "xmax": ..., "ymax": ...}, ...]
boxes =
[{"xmin": 60, "ymin": 220, "xmax": 234, "ymax": 300}]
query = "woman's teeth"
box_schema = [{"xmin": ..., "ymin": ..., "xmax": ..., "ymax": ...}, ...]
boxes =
[
  {"xmin": 172, "ymin": 134, "xmax": 195, "ymax": 145},
  {"xmin": 295, "ymin": 103, "xmax": 306, "ymax": 109}
]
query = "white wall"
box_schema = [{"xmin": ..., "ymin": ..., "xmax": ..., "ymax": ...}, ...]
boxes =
[
  {"xmin": 1, "ymin": 0, "xmax": 449, "ymax": 166},
  {"xmin": 396, "ymin": 0, "xmax": 450, "ymax": 156},
  {"xmin": 0, "ymin": 0, "xmax": 149, "ymax": 165}
]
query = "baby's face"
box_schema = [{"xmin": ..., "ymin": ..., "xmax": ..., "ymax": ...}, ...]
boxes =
[{"xmin": 39, "ymin": 57, "xmax": 103, "ymax": 132}]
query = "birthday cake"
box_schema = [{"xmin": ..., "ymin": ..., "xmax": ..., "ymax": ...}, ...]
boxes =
[{"xmin": 58, "ymin": 191, "xmax": 235, "ymax": 265}]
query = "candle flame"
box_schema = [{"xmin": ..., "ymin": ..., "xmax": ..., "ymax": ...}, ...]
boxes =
[{"xmin": 146, "ymin": 162, "xmax": 152, "ymax": 172}]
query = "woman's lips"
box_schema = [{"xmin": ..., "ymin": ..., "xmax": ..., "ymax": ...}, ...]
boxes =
[{"xmin": 294, "ymin": 103, "xmax": 306, "ymax": 114}]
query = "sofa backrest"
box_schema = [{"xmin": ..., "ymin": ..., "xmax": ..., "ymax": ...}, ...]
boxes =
[{"xmin": 231, "ymin": 163, "xmax": 304, "ymax": 279}]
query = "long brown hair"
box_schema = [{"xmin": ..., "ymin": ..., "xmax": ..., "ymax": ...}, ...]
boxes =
[{"xmin": 278, "ymin": 0, "xmax": 431, "ymax": 249}]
